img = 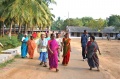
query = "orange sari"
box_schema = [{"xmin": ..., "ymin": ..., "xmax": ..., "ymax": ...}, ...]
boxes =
[
  {"xmin": 62, "ymin": 38, "xmax": 71, "ymax": 65},
  {"xmin": 27, "ymin": 39, "xmax": 36, "ymax": 58}
]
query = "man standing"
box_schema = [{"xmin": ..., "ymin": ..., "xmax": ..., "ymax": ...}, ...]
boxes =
[
  {"xmin": 81, "ymin": 30, "xmax": 89, "ymax": 61},
  {"xmin": 37, "ymin": 34, "xmax": 48, "ymax": 67}
]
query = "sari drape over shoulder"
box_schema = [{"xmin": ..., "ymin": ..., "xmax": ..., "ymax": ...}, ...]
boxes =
[
  {"xmin": 86, "ymin": 41, "xmax": 99, "ymax": 68},
  {"xmin": 62, "ymin": 38, "xmax": 71, "ymax": 65},
  {"xmin": 48, "ymin": 39, "xmax": 59, "ymax": 69},
  {"xmin": 27, "ymin": 39, "xmax": 36, "ymax": 58}
]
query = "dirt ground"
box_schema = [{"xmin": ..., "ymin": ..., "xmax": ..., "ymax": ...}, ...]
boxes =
[{"xmin": 0, "ymin": 39, "xmax": 119, "ymax": 79}]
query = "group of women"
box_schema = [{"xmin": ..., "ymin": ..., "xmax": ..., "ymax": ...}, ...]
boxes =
[
  {"xmin": 21, "ymin": 32, "xmax": 101, "ymax": 72},
  {"xmin": 47, "ymin": 33, "xmax": 71, "ymax": 72},
  {"xmin": 21, "ymin": 34, "xmax": 36, "ymax": 59},
  {"xmin": 21, "ymin": 32, "xmax": 71, "ymax": 72}
]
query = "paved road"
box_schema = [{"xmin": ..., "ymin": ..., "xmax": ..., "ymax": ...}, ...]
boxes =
[{"xmin": 0, "ymin": 39, "xmax": 112, "ymax": 79}]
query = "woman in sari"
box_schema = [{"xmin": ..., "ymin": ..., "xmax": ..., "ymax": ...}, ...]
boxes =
[
  {"xmin": 47, "ymin": 34, "xmax": 59, "ymax": 72},
  {"xmin": 27, "ymin": 36, "xmax": 36, "ymax": 59},
  {"xmin": 62, "ymin": 33, "xmax": 71, "ymax": 66},
  {"xmin": 85, "ymin": 36, "xmax": 101, "ymax": 71},
  {"xmin": 21, "ymin": 34, "xmax": 29, "ymax": 58}
]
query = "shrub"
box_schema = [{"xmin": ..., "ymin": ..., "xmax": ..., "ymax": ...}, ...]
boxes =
[{"xmin": 0, "ymin": 35, "xmax": 21, "ymax": 50}]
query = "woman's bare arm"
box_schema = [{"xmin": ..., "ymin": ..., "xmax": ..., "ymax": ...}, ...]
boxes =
[
  {"xmin": 47, "ymin": 45, "xmax": 53, "ymax": 54},
  {"xmin": 95, "ymin": 41, "xmax": 101, "ymax": 55}
]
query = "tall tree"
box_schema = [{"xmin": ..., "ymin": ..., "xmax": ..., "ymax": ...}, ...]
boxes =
[
  {"xmin": 81, "ymin": 17, "xmax": 93, "ymax": 26},
  {"xmin": 0, "ymin": 0, "xmax": 55, "ymax": 36},
  {"xmin": 107, "ymin": 15, "xmax": 120, "ymax": 30}
]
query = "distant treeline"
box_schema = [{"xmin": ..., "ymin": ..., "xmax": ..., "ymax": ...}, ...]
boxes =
[{"xmin": 51, "ymin": 15, "xmax": 120, "ymax": 31}]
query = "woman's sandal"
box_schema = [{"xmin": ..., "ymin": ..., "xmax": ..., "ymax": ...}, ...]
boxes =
[
  {"xmin": 56, "ymin": 69, "xmax": 59, "ymax": 72},
  {"xmin": 97, "ymin": 69, "xmax": 100, "ymax": 71},
  {"xmin": 43, "ymin": 65, "xmax": 47, "ymax": 67},
  {"xmin": 89, "ymin": 68, "xmax": 92, "ymax": 70}
]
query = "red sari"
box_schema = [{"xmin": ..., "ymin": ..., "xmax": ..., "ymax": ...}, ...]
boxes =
[{"xmin": 62, "ymin": 38, "xmax": 71, "ymax": 65}]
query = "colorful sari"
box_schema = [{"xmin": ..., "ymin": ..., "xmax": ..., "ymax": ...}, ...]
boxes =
[
  {"xmin": 27, "ymin": 39, "xmax": 36, "ymax": 58},
  {"xmin": 87, "ymin": 41, "xmax": 99, "ymax": 68},
  {"xmin": 48, "ymin": 39, "xmax": 59, "ymax": 69},
  {"xmin": 21, "ymin": 37, "xmax": 29, "ymax": 58},
  {"xmin": 62, "ymin": 38, "xmax": 71, "ymax": 65}
]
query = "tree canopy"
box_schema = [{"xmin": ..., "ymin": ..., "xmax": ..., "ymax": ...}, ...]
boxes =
[
  {"xmin": 107, "ymin": 15, "xmax": 120, "ymax": 30},
  {"xmin": 51, "ymin": 17, "xmax": 106, "ymax": 31},
  {"xmin": 0, "ymin": 0, "xmax": 55, "ymax": 35}
]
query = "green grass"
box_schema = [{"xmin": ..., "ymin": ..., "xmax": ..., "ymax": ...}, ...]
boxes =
[
  {"xmin": 0, "ymin": 59, "xmax": 14, "ymax": 68},
  {"xmin": 14, "ymin": 55, "xmax": 20, "ymax": 58},
  {"xmin": 0, "ymin": 35, "xmax": 21, "ymax": 50}
]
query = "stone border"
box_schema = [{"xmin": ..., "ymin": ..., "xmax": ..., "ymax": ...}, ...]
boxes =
[{"xmin": 0, "ymin": 39, "xmax": 39, "ymax": 64}]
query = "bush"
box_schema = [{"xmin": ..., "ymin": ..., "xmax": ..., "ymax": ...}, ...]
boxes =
[{"xmin": 0, "ymin": 35, "xmax": 21, "ymax": 50}]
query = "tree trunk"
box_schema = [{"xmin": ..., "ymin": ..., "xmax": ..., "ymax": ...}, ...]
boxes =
[
  {"xmin": 0, "ymin": 23, "xmax": 1, "ymax": 36},
  {"xmin": 14, "ymin": 25, "xmax": 16, "ymax": 34},
  {"xmin": 2, "ymin": 22, "xmax": 4, "ymax": 37},
  {"xmin": 9, "ymin": 21, "xmax": 13, "ymax": 39},
  {"xmin": 25, "ymin": 24, "xmax": 27, "ymax": 33},
  {"xmin": 39, "ymin": 26, "xmax": 42, "ymax": 32},
  {"xmin": 31, "ymin": 26, "xmax": 34, "ymax": 34},
  {"xmin": 18, "ymin": 23, "xmax": 21, "ymax": 33}
]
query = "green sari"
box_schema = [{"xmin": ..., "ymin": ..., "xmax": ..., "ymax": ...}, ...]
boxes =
[{"xmin": 63, "ymin": 38, "xmax": 71, "ymax": 56}]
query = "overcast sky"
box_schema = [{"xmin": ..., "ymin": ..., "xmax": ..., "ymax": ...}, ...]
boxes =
[{"xmin": 49, "ymin": 0, "xmax": 120, "ymax": 20}]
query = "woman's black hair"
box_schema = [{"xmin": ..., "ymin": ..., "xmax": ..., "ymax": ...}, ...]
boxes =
[
  {"xmin": 90, "ymin": 35, "xmax": 95, "ymax": 40},
  {"xmin": 50, "ymin": 33, "xmax": 54, "ymax": 37}
]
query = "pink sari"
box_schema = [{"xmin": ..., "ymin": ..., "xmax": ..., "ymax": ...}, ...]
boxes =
[{"xmin": 48, "ymin": 39, "xmax": 59, "ymax": 69}]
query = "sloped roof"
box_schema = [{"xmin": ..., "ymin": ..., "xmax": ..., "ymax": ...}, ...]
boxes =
[
  {"xmin": 67, "ymin": 26, "xmax": 97, "ymax": 33},
  {"xmin": 67, "ymin": 26, "xmax": 119, "ymax": 33},
  {"xmin": 101, "ymin": 26, "xmax": 119, "ymax": 33}
]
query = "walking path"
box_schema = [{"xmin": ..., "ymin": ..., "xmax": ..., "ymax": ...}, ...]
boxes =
[{"xmin": 0, "ymin": 39, "xmax": 113, "ymax": 79}]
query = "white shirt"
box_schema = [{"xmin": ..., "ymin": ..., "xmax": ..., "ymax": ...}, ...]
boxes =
[
  {"xmin": 38, "ymin": 38, "xmax": 48, "ymax": 52},
  {"xmin": 21, "ymin": 37, "xmax": 25, "ymax": 41},
  {"xmin": 56, "ymin": 38, "xmax": 62, "ymax": 46}
]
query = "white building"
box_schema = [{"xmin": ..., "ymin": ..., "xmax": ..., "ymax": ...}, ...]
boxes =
[{"xmin": 66, "ymin": 26, "xmax": 119, "ymax": 39}]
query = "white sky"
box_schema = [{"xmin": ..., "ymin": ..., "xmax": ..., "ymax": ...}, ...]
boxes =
[{"xmin": 49, "ymin": 0, "xmax": 120, "ymax": 20}]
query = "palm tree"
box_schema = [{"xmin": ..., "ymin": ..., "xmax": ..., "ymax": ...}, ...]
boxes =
[{"xmin": 0, "ymin": 0, "xmax": 55, "ymax": 36}]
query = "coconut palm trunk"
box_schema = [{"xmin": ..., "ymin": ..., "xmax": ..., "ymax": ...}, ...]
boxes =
[
  {"xmin": 9, "ymin": 21, "xmax": 13, "ymax": 39},
  {"xmin": 2, "ymin": 21, "xmax": 4, "ymax": 37},
  {"xmin": 24, "ymin": 24, "xmax": 28, "ymax": 33},
  {"xmin": 0, "ymin": 23, "xmax": 1, "ymax": 36},
  {"xmin": 18, "ymin": 23, "xmax": 21, "ymax": 33}
]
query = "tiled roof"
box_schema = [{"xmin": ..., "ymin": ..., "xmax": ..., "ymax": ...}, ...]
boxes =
[
  {"xmin": 67, "ymin": 26, "xmax": 119, "ymax": 33},
  {"xmin": 67, "ymin": 26, "xmax": 97, "ymax": 32},
  {"xmin": 101, "ymin": 26, "xmax": 119, "ymax": 33}
]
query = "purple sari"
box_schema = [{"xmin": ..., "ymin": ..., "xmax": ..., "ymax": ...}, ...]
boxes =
[{"xmin": 48, "ymin": 39, "xmax": 58, "ymax": 69}]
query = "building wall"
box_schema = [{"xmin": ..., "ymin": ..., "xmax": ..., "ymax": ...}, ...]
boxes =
[{"xmin": 69, "ymin": 32, "xmax": 117, "ymax": 39}]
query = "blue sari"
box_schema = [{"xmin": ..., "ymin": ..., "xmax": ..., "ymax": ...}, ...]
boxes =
[{"xmin": 21, "ymin": 37, "xmax": 29, "ymax": 58}]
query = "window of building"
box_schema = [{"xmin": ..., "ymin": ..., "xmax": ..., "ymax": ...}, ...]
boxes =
[
  {"xmin": 99, "ymin": 33, "xmax": 102, "ymax": 37},
  {"xmin": 71, "ymin": 32, "xmax": 74, "ymax": 36},
  {"xmin": 94, "ymin": 33, "xmax": 97, "ymax": 36},
  {"xmin": 77, "ymin": 33, "xmax": 80, "ymax": 37},
  {"xmin": 88, "ymin": 33, "xmax": 91, "ymax": 36},
  {"xmin": 110, "ymin": 33, "xmax": 113, "ymax": 37}
]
